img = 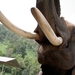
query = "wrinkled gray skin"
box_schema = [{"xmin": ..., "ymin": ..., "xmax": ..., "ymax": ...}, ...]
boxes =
[{"xmin": 34, "ymin": 0, "xmax": 75, "ymax": 75}]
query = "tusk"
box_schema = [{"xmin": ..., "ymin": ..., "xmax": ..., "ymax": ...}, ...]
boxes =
[
  {"xmin": 31, "ymin": 7, "xmax": 63, "ymax": 46},
  {"xmin": 0, "ymin": 11, "xmax": 40, "ymax": 40}
]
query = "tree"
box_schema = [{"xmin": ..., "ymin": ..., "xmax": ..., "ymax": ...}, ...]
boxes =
[{"xmin": 23, "ymin": 50, "xmax": 40, "ymax": 75}]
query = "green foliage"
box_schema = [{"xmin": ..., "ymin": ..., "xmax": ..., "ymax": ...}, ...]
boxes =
[
  {"xmin": 0, "ymin": 43, "xmax": 7, "ymax": 55},
  {"xmin": 0, "ymin": 24, "xmax": 40, "ymax": 75},
  {"xmin": 23, "ymin": 50, "xmax": 40, "ymax": 75}
]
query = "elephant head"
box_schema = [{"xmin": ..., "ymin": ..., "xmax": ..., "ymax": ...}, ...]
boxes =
[{"xmin": 0, "ymin": 0, "xmax": 75, "ymax": 75}]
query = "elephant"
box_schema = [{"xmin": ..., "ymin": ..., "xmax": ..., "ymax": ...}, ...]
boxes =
[{"xmin": 0, "ymin": 0, "xmax": 75, "ymax": 75}]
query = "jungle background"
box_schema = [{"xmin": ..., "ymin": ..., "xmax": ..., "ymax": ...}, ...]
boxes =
[{"xmin": 0, "ymin": 24, "xmax": 40, "ymax": 75}]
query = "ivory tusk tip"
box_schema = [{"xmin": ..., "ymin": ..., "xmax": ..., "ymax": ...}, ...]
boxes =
[{"xmin": 57, "ymin": 37, "xmax": 63, "ymax": 45}]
